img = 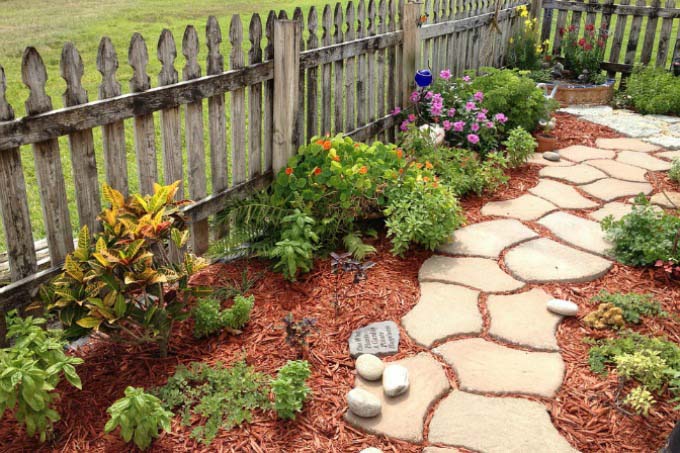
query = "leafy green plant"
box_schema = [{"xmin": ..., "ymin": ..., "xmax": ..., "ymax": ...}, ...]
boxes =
[
  {"xmin": 505, "ymin": 5, "xmax": 548, "ymax": 70},
  {"xmin": 41, "ymin": 182, "xmax": 210, "ymax": 357},
  {"xmin": 105, "ymin": 386, "xmax": 173, "ymax": 450},
  {"xmin": 587, "ymin": 332, "xmax": 680, "ymax": 377},
  {"xmin": 272, "ymin": 360, "xmax": 312, "ymax": 421},
  {"xmin": 592, "ymin": 290, "xmax": 667, "ymax": 324},
  {"xmin": 625, "ymin": 65, "xmax": 680, "ymax": 115},
  {"xmin": 267, "ymin": 210, "xmax": 319, "ymax": 280},
  {"xmin": 502, "ymin": 126, "xmax": 537, "ymax": 168},
  {"xmin": 192, "ymin": 294, "xmax": 255, "ymax": 338},
  {"xmin": 623, "ymin": 386, "xmax": 655, "ymax": 416},
  {"xmin": 154, "ymin": 360, "xmax": 271, "ymax": 444},
  {"xmin": 0, "ymin": 311, "xmax": 83, "ymax": 441},
  {"xmin": 670, "ymin": 158, "xmax": 680, "ymax": 184},
  {"xmin": 615, "ymin": 350, "xmax": 668, "ymax": 391},
  {"xmin": 583, "ymin": 303, "xmax": 625, "ymax": 330}
]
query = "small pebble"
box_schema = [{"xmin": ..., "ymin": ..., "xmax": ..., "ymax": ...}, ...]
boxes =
[
  {"xmin": 359, "ymin": 448, "xmax": 383, "ymax": 453},
  {"xmin": 356, "ymin": 354, "xmax": 385, "ymax": 381},
  {"xmin": 547, "ymin": 298, "xmax": 578, "ymax": 316},
  {"xmin": 382, "ymin": 364, "xmax": 409, "ymax": 397},
  {"xmin": 543, "ymin": 151, "xmax": 560, "ymax": 162},
  {"xmin": 347, "ymin": 388, "xmax": 382, "ymax": 418}
]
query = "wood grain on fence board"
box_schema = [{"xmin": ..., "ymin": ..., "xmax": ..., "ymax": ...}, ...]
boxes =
[
  {"xmin": 367, "ymin": 0, "xmax": 377, "ymax": 124},
  {"xmin": 97, "ymin": 37, "xmax": 128, "ymax": 197},
  {"xmin": 249, "ymin": 14, "xmax": 264, "ymax": 178},
  {"xmin": 356, "ymin": 0, "xmax": 368, "ymax": 129},
  {"xmin": 641, "ymin": 0, "xmax": 661, "ymax": 65},
  {"xmin": 345, "ymin": 2, "xmax": 357, "ymax": 132},
  {"xmin": 230, "ymin": 16, "xmax": 247, "ymax": 186},
  {"xmin": 206, "ymin": 16, "xmax": 229, "ymax": 195},
  {"xmin": 402, "ymin": 2, "xmax": 420, "ymax": 105},
  {"xmin": 657, "ymin": 0, "xmax": 675, "ymax": 67},
  {"xmin": 322, "ymin": 5, "xmax": 333, "ymax": 134},
  {"xmin": 386, "ymin": 0, "xmax": 397, "ymax": 142},
  {"xmin": 273, "ymin": 20, "xmax": 301, "ymax": 172},
  {"xmin": 377, "ymin": 0, "xmax": 387, "ymax": 141},
  {"xmin": 608, "ymin": 0, "xmax": 631, "ymax": 73},
  {"xmin": 543, "ymin": 0, "xmax": 680, "ymax": 17},
  {"xmin": 307, "ymin": 7, "xmax": 320, "ymax": 140},
  {"xmin": 423, "ymin": 0, "xmax": 433, "ymax": 68},
  {"xmin": 624, "ymin": 0, "xmax": 645, "ymax": 67},
  {"xmin": 264, "ymin": 11, "xmax": 276, "ymax": 173},
  {"xmin": 334, "ymin": 3, "xmax": 345, "ymax": 133},
  {"xmin": 294, "ymin": 7, "xmax": 306, "ymax": 147}
]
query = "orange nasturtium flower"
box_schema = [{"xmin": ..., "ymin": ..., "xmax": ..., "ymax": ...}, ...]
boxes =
[
  {"xmin": 322, "ymin": 140, "xmax": 332, "ymax": 150},
  {"xmin": 423, "ymin": 176, "xmax": 430, "ymax": 182},
  {"xmin": 359, "ymin": 166, "xmax": 368, "ymax": 174},
  {"xmin": 332, "ymin": 155, "xmax": 341, "ymax": 162},
  {"xmin": 396, "ymin": 149, "xmax": 403, "ymax": 158},
  {"xmin": 285, "ymin": 167, "xmax": 293, "ymax": 175},
  {"xmin": 425, "ymin": 161, "xmax": 433, "ymax": 169},
  {"xmin": 316, "ymin": 139, "xmax": 325, "ymax": 145},
  {"xmin": 313, "ymin": 167, "xmax": 322, "ymax": 175}
]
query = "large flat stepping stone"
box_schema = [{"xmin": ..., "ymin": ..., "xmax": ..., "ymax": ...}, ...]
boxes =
[
  {"xmin": 585, "ymin": 159, "xmax": 648, "ymax": 182},
  {"xmin": 539, "ymin": 163, "xmax": 607, "ymax": 184},
  {"xmin": 529, "ymin": 179, "xmax": 599, "ymax": 209},
  {"xmin": 419, "ymin": 256, "xmax": 525, "ymax": 293},
  {"xmin": 481, "ymin": 194, "xmax": 557, "ymax": 221},
  {"xmin": 538, "ymin": 211, "xmax": 611, "ymax": 256},
  {"xmin": 487, "ymin": 289, "xmax": 563, "ymax": 351},
  {"xmin": 558, "ymin": 145, "xmax": 615, "ymax": 162},
  {"xmin": 437, "ymin": 219, "xmax": 538, "ymax": 258},
  {"xmin": 434, "ymin": 338, "xmax": 565, "ymax": 397},
  {"xmin": 657, "ymin": 150, "xmax": 680, "ymax": 160},
  {"xmin": 345, "ymin": 353, "xmax": 450, "ymax": 442},
  {"xmin": 617, "ymin": 151, "xmax": 672, "ymax": 171},
  {"xmin": 527, "ymin": 153, "xmax": 574, "ymax": 167},
  {"xmin": 504, "ymin": 238, "xmax": 612, "ymax": 283},
  {"xmin": 646, "ymin": 134, "xmax": 680, "ymax": 150},
  {"xmin": 428, "ymin": 391, "xmax": 579, "ymax": 453},
  {"xmin": 423, "ymin": 448, "xmax": 463, "ymax": 453},
  {"xmin": 651, "ymin": 191, "xmax": 680, "ymax": 208},
  {"xmin": 596, "ymin": 137, "xmax": 660, "ymax": 152},
  {"xmin": 402, "ymin": 283, "xmax": 482, "ymax": 348},
  {"xmin": 589, "ymin": 202, "xmax": 634, "ymax": 221},
  {"xmin": 580, "ymin": 178, "xmax": 652, "ymax": 201}
]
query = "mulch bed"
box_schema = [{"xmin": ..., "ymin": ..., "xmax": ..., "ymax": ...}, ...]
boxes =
[{"xmin": 1, "ymin": 113, "xmax": 677, "ymax": 452}]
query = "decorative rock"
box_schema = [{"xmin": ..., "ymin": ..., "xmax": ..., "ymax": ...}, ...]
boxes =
[
  {"xmin": 422, "ymin": 448, "xmax": 462, "ymax": 453},
  {"xmin": 359, "ymin": 448, "xmax": 383, "ymax": 453},
  {"xmin": 596, "ymin": 137, "xmax": 660, "ymax": 152},
  {"xmin": 617, "ymin": 151, "xmax": 672, "ymax": 171},
  {"xmin": 589, "ymin": 202, "xmax": 634, "ymax": 221},
  {"xmin": 580, "ymin": 178, "xmax": 653, "ymax": 201},
  {"xmin": 428, "ymin": 391, "xmax": 579, "ymax": 453},
  {"xmin": 645, "ymin": 134, "xmax": 680, "ymax": 150},
  {"xmin": 481, "ymin": 194, "xmax": 557, "ymax": 221},
  {"xmin": 543, "ymin": 151, "xmax": 560, "ymax": 162},
  {"xmin": 437, "ymin": 219, "xmax": 538, "ymax": 258},
  {"xmin": 487, "ymin": 289, "xmax": 562, "ymax": 351},
  {"xmin": 355, "ymin": 354, "xmax": 385, "ymax": 381},
  {"xmin": 585, "ymin": 159, "xmax": 648, "ymax": 182},
  {"xmin": 504, "ymin": 238, "xmax": 612, "ymax": 283},
  {"xmin": 651, "ymin": 191, "xmax": 680, "ymax": 209},
  {"xmin": 539, "ymin": 163, "xmax": 607, "ymax": 184},
  {"xmin": 347, "ymin": 388, "xmax": 382, "ymax": 418},
  {"xmin": 401, "ymin": 283, "xmax": 482, "ymax": 348},
  {"xmin": 529, "ymin": 179, "xmax": 599, "ymax": 209},
  {"xmin": 558, "ymin": 145, "xmax": 615, "ymax": 162},
  {"xmin": 434, "ymin": 338, "xmax": 565, "ymax": 398},
  {"xmin": 349, "ymin": 321, "xmax": 400, "ymax": 358},
  {"xmin": 345, "ymin": 353, "xmax": 450, "ymax": 442},
  {"xmin": 547, "ymin": 299, "xmax": 579, "ymax": 316},
  {"xmin": 419, "ymin": 256, "xmax": 525, "ymax": 293},
  {"xmin": 382, "ymin": 364, "xmax": 409, "ymax": 397},
  {"xmin": 538, "ymin": 211, "xmax": 611, "ymax": 256},
  {"xmin": 528, "ymin": 153, "xmax": 574, "ymax": 167}
]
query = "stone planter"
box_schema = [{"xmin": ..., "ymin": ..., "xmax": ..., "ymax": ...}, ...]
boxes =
[
  {"xmin": 534, "ymin": 133, "xmax": 559, "ymax": 153},
  {"xmin": 547, "ymin": 82, "xmax": 614, "ymax": 107}
]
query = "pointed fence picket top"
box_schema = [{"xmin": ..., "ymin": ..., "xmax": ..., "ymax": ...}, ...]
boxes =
[
  {"xmin": 97, "ymin": 37, "xmax": 128, "ymax": 197},
  {"xmin": 293, "ymin": 7, "xmax": 305, "ymax": 148},
  {"xmin": 128, "ymin": 33, "xmax": 157, "ymax": 195},
  {"xmin": 333, "ymin": 3, "xmax": 345, "ymax": 134},
  {"xmin": 307, "ymin": 7, "xmax": 320, "ymax": 140},
  {"xmin": 23, "ymin": 47, "xmax": 73, "ymax": 266},
  {"xmin": 356, "ymin": 0, "xmax": 367, "ymax": 128},
  {"xmin": 321, "ymin": 4, "xmax": 332, "ymax": 134},
  {"xmin": 345, "ymin": 2, "xmax": 357, "ymax": 132},
  {"xmin": 230, "ymin": 15, "xmax": 247, "ymax": 186},
  {"xmin": 61, "ymin": 42, "xmax": 102, "ymax": 233},
  {"xmin": 206, "ymin": 16, "xmax": 228, "ymax": 195},
  {"xmin": 367, "ymin": 0, "xmax": 377, "ymax": 123},
  {"xmin": 249, "ymin": 14, "xmax": 264, "ymax": 179},
  {"xmin": 263, "ymin": 10, "xmax": 276, "ymax": 172}
]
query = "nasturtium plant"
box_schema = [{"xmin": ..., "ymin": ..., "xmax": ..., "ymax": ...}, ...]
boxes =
[{"xmin": 0, "ymin": 310, "xmax": 83, "ymax": 441}]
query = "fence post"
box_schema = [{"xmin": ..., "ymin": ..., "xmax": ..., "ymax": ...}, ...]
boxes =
[
  {"xmin": 273, "ymin": 20, "xmax": 301, "ymax": 173},
  {"xmin": 401, "ymin": 2, "xmax": 421, "ymax": 107}
]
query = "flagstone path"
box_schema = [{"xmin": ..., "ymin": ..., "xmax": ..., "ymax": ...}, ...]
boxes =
[{"xmin": 346, "ymin": 134, "xmax": 678, "ymax": 452}]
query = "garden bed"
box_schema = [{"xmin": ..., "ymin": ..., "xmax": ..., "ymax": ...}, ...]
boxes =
[{"xmin": 1, "ymin": 114, "xmax": 677, "ymax": 452}]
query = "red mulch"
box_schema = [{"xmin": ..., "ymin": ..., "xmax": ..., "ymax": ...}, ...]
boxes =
[{"xmin": 1, "ymin": 113, "xmax": 677, "ymax": 452}]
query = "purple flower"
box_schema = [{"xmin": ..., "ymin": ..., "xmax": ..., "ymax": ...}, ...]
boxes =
[
  {"xmin": 465, "ymin": 101, "xmax": 476, "ymax": 111},
  {"xmin": 439, "ymin": 69, "xmax": 452, "ymax": 80},
  {"xmin": 400, "ymin": 120, "xmax": 410, "ymax": 131},
  {"xmin": 425, "ymin": 91, "xmax": 434, "ymax": 100},
  {"xmin": 473, "ymin": 91, "xmax": 484, "ymax": 102},
  {"xmin": 462, "ymin": 75, "xmax": 471, "ymax": 82},
  {"xmin": 467, "ymin": 134, "xmax": 480, "ymax": 144},
  {"xmin": 443, "ymin": 120, "xmax": 453, "ymax": 131},
  {"xmin": 476, "ymin": 112, "xmax": 487, "ymax": 121},
  {"xmin": 391, "ymin": 106, "xmax": 401, "ymax": 116},
  {"xmin": 432, "ymin": 93, "xmax": 443, "ymax": 104},
  {"xmin": 408, "ymin": 113, "xmax": 417, "ymax": 122},
  {"xmin": 453, "ymin": 121, "xmax": 465, "ymax": 132},
  {"xmin": 494, "ymin": 113, "xmax": 508, "ymax": 124},
  {"xmin": 481, "ymin": 108, "xmax": 488, "ymax": 114},
  {"xmin": 431, "ymin": 105, "xmax": 443, "ymax": 116},
  {"xmin": 471, "ymin": 122, "xmax": 480, "ymax": 132},
  {"xmin": 485, "ymin": 121, "xmax": 494, "ymax": 128},
  {"xmin": 448, "ymin": 108, "xmax": 456, "ymax": 117},
  {"xmin": 410, "ymin": 91, "xmax": 421, "ymax": 102}
]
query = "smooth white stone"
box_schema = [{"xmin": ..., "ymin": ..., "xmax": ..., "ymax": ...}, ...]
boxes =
[
  {"xmin": 356, "ymin": 354, "xmax": 385, "ymax": 381},
  {"xmin": 383, "ymin": 364, "xmax": 410, "ymax": 397},
  {"xmin": 546, "ymin": 299, "xmax": 579, "ymax": 316},
  {"xmin": 359, "ymin": 448, "xmax": 384, "ymax": 453},
  {"xmin": 543, "ymin": 151, "xmax": 560, "ymax": 162},
  {"xmin": 347, "ymin": 388, "xmax": 382, "ymax": 418}
]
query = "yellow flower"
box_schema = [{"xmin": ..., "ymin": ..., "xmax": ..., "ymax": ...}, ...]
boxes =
[
  {"xmin": 524, "ymin": 19, "xmax": 532, "ymax": 27},
  {"xmin": 509, "ymin": 37, "xmax": 514, "ymax": 43},
  {"xmin": 543, "ymin": 39, "xmax": 550, "ymax": 46},
  {"xmin": 536, "ymin": 45, "xmax": 543, "ymax": 53},
  {"xmin": 520, "ymin": 9, "xmax": 529, "ymax": 17}
]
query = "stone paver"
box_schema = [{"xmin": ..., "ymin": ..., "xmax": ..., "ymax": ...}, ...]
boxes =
[
  {"xmin": 527, "ymin": 153, "xmax": 574, "ymax": 167},
  {"xmin": 434, "ymin": 338, "xmax": 565, "ymax": 398},
  {"xmin": 585, "ymin": 159, "xmax": 648, "ymax": 182},
  {"xmin": 651, "ymin": 191, "xmax": 680, "ymax": 209},
  {"xmin": 529, "ymin": 179, "xmax": 599, "ymax": 209},
  {"xmin": 422, "ymin": 448, "xmax": 463, "ymax": 453},
  {"xmin": 402, "ymin": 283, "xmax": 482, "ymax": 348},
  {"xmin": 539, "ymin": 163, "xmax": 607, "ymax": 184},
  {"xmin": 487, "ymin": 289, "xmax": 563, "ymax": 351},
  {"xmin": 646, "ymin": 134, "xmax": 680, "ymax": 150},
  {"xmin": 595, "ymin": 137, "xmax": 660, "ymax": 152},
  {"xmin": 538, "ymin": 211, "xmax": 611, "ymax": 256},
  {"xmin": 345, "ymin": 353, "xmax": 450, "ymax": 442},
  {"xmin": 437, "ymin": 219, "xmax": 538, "ymax": 258},
  {"xmin": 617, "ymin": 151, "xmax": 672, "ymax": 171},
  {"xmin": 657, "ymin": 150, "xmax": 680, "ymax": 161},
  {"xmin": 589, "ymin": 202, "xmax": 634, "ymax": 221},
  {"xmin": 579, "ymin": 178, "xmax": 653, "ymax": 201},
  {"xmin": 558, "ymin": 145, "xmax": 615, "ymax": 162},
  {"xmin": 428, "ymin": 391, "xmax": 578, "ymax": 453},
  {"xmin": 504, "ymin": 238, "xmax": 612, "ymax": 283},
  {"xmin": 419, "ymin": 256, "xmax": 525, "ymax": 292},
  {"xmin": 481, "ymin": 194, "xmax": 557, "ymax": 221}
]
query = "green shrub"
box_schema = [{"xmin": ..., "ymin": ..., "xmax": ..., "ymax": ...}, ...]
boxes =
[
  {"xmin": 272, "ymin": 360, "xmax": 312, "ymax": 420},
  {"xmin": 615, "ymin": 350, "xmax": 668, "ymax": 391},
  {"xmin": 0, "ymin": 311, "xmax": 83, "ymax": 442},
  {"xmin": 192, "ymin": 294, "xmax": 255, "ymax": 338},
  {"xmin": 267, "ymin": 210, "xmax": 319, "ymax": 280},
  {"xmin": 591, "ymin": 290, "xmax": 667, "ymax": 324},
  {"xmin": 105, "ymin": 386, "xmax": 172, "ymax": 450},
  {"xmin": 623, "ymin": 386, "xmax": 655, "ymax": 416},
  {"xmin": 626, "ymin": 66, "xmax": 680, "ymax": 115},
  {"xmin": 587, "ymin": 332, "xmax": 680, "ymax": 376},
  {"xmin": 502, "ymin": 127, "xmax": 537, "ymax": 168},
  {"xmin": 670, "ymin": 158, "xmax": 680, "ymax": 184},
  {"xmin": 602, "ymin": 194, "xmax": 680, "ymax": 266}
]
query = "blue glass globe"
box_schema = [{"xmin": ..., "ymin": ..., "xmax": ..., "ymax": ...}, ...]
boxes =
[{"xmin": 414, "ymin": 69, "xmax": 433, "ymax": 88}]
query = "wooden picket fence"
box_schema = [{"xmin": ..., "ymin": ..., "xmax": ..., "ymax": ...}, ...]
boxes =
[
  {"xmin": 0, "ymin": 0, "xmax": 528, "ymax": 334},
  {"xmin": 539, "ymin": 0, "xmax": 680, "ymax": 77}
]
